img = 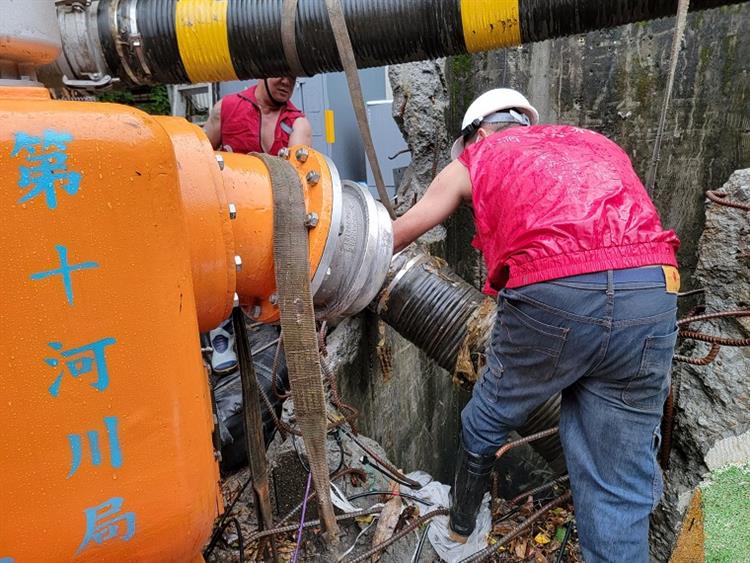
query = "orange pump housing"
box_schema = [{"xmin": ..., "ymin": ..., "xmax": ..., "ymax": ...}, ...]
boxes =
[{"xmin": 0, "ymin": 87, "xmax": 338, "ymax": 562}]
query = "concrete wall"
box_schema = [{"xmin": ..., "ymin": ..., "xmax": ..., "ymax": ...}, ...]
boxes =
[{"xmin": 332, "ymin": 239, "xmax": 471, "ymax": 484}]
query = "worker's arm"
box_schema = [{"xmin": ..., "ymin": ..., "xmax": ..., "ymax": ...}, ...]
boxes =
[
  {"xmin": 392, "ymin": 160, "xmax": 473, "ymax": 253},
  {"xmin": 204, "ymin": 99, "xmax": 223, "ymax": 149},
  {"xmin": 289, "ymin": 116, "xmax": 313, "ymax": 146}
]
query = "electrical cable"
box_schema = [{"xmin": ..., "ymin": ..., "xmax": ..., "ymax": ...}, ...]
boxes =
[
  {"xmin": 332, "ymin": 429, "xmax": 346, "ymax": 474},
  {"xmin": 228, "ymin": 517, "xmax": 245, "ymax": 563},
  {"xmin": 359, "ymin": 455, "xmax": 419, "ymax": 489},
  {"xmin": 337, "ymin": 519, "xmax": 380, "ymax": 562},
  {"xmin": 291, "ymin": 429, "xmax": 345, "ymax": 475},
  {"xmin": 346, "ymin": 491, "xmax": 434, "ymax": 507},
  {"xmin": 344, "ymin": 508, "xmax": 449, "ymax": 563},
  {"xmin": 291, "ymin": 432, "xmax": 310, "ymax": 473},
  {"xmin": 553, "ymin": 521, "xmax": 574, "ymax": 563},
  {"xmin": 203, "ymin": 475, "xmax": 252, "ymax": 559},
  {"xmin": 410, "ymin": 523, "xmax": 430, "ymax": 563},
  {"xmin": 339, "ymin": 425, "xmax": 421, "ymax": 488}
]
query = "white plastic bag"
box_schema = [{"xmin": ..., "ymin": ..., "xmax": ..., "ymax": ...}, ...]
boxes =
[{"xmin": 401, "ymin": 471, "xmax": 490, "ymax": 562}]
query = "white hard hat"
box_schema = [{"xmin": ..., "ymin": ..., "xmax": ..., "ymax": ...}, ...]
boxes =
[{"xmin": 450, "ymin": 88, "xmax": 539, "ymax": 160}]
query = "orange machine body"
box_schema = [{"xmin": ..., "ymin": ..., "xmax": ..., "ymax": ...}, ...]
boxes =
[
  {"xmin": 0, "ymin": 87, "xmax": 221, "ymax": 563},
  {"xmin": 0, "ymin": 85, "xmax": 346, "ymax": 562},
  {"xmin": 220, "ymin": 147, "xmax": 336, "ymax": 323},
  {"xmin": 157, "ymin": 117, "xmax": 236, "ymax": 332}
]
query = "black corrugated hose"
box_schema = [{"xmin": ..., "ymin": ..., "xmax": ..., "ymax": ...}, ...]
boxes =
[
  {"xmin": 90, "ymin": 0, "xmax": 745, "ymax": 85},
  {"xmin": 375, "ymin": 248, "xmax": 567, "ymax": 473}
]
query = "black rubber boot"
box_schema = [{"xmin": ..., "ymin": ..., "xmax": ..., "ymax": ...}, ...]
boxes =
[{"xmin": 448, "ymin": 440, "xmax": 496, "ymax": 542}]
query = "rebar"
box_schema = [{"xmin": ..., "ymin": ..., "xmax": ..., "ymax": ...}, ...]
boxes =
[
  {"xmin": 509, "ymin": 475, "xmax": 570, "ymax": 506},
  {"xmin": 678, "ymin": 309, "xmax": 750, "ymax": 327},
  {"xmin": 674, "ymin": 309, "xmax": 750, "ymax": 365},
  {"xmin": 246, "ymin": 506, "xmax": 383, "ymax": 545},
  {"xmin": 496, "ymin": 427, "xmax": 560, "ymax": 459},
  {"xmin": 680, "ymin": 330, "xmax": 750, "ymax": 347},
  {"xmin": 660, "ymin": 389, "xmax": 675, "ymax": 469},
  {"xmin": 321, "ymin": 354, "xmax": 360, "ymax": 433},
  {"xmin": 706, "ymin": 190, "xmax": 750, "ymax": 211},
  {"xmin": 674, "ymin": 343, "xmax": 722, "ymax": 366}
]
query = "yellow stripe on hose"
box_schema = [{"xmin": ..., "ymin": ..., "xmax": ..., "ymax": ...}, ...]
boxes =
[
  {"xmin": 460, "ymin": 0, "xmax": 522, "ymax": 53},
  {"xmin": 175, "ymin": 0, "xmax": 238, "ymax": 83}
]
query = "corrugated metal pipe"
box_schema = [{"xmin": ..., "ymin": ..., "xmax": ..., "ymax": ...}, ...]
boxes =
[
  {"xmin": 375, "ymin": 247, "xmax": 565, "ymax": 473},
  {"xmin": 48, "ymin": 0, "xmax": 746, "ymax": 88}
]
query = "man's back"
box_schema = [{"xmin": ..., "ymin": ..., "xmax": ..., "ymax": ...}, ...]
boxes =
[{"xmin": 459, "ymin": 125, "xmax": 680, "ymax": 291}]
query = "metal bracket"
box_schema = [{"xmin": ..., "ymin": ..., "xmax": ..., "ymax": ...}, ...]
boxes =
[
  {"xmin": 55, "ymin": 0, "xmax": 92, "ymax": 8},
  {"xmin": 62, "ymin": 73, "xmax": 114, "ymax": 89}
]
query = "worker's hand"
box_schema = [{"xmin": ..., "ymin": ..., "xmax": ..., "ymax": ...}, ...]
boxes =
[{"xmin": 392, "ymin": 160, "xmax": 472, "ymax": 252}]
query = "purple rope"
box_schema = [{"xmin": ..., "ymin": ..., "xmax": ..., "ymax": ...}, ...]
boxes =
[{"xmin": 292, "ymin": 472, "xmax": 313, "ymax": 563}]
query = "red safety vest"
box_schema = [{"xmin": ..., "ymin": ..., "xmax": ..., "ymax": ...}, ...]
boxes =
[
  {"xmin": 219, "ymin": 85, "xmax": 305, "ymax": 155},
  {"xmin": 458, "ymin": 125, "xmax": 680, "ymax": 294}
]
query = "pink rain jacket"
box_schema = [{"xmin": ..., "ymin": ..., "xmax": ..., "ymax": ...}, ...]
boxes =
[{"xmin": 458, "ymin": 125, "xmax": 680, "ymax": 294}]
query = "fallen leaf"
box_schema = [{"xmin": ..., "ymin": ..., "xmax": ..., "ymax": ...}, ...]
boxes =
[
  {"xmin": 515, "ymin": 539, "xmax": 528, "ymax": 558},
  {"xmin": 356, "ymin": 515, "xmax": 375, "ymax": 525},
  {"xmin": 534, "ymin": 532, "xmax": 551, "ymax": 545}
]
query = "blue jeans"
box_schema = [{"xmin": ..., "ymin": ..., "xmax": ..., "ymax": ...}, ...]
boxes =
[{"xmin": 461, "ymin": 268, "xmax": 678, "ymax": 562}]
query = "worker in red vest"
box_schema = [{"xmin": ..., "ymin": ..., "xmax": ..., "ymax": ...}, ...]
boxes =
[
  {"xmin": 205, "ymin": 76, "xmax": 312, "ymax": 156},
  {"xmin": 204, "ymin": 77, "xmax": 312, "ymax": 373},
  {"xmin": 393, "ymin": 89, "xmax": 681, "ymax": 562}
]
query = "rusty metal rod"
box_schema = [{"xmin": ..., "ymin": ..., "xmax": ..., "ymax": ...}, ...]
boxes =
[
  {"xmin": 678, "ymin": 309, "xmax": 750, "ymax": 326},
  {"xmin": 680, "ymin": 330, "xmax": 750, "ymax": 347},
  {"xmin": 246, "ymin": 506, "xmax": 384, "ymax": 545},
  {"xmin": 660, "ymin": 388, "xmax": 675, "ymax": 469},
  {"xmin": 496, "ymin": 427, "xmax": 560, "ymax": 459},
  {"xmin": 706, "ymin": 190, "xmax": 750, "ymax": 211},
  {"xmin": 509, "ymin": 475, "xmax": 570, "ymax": 506},
  {"xmin": 674, "ymin": 343, "xmax": 722, "ymax": 366}
]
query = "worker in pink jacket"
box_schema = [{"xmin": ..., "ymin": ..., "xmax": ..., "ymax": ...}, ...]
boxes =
[{"xmin": 393, "ymin": 89, "xmax": 680, "ymax": 562}]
